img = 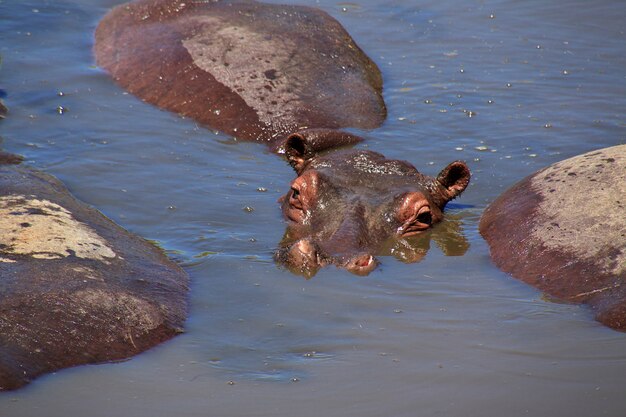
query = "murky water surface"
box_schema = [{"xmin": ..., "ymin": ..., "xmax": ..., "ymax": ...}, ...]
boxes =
[{"xmin": 1, "ymin": 0, "xmax": 626, "ymax": 415}]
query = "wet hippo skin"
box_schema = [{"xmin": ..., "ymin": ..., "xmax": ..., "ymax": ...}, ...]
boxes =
[
  {"xmin": 277, "ymin": 131, "xmax": 471, "ymax": 275},
  {"xmin": 480, "ymin": 145, "xmax": 626, "ymax": 331},
  {"xmin": 94, "ymin": 0, "xmax": 386, "ymax": 143},
  {"xmin": 95, "ymin": 1, "xmax": 471, "ymax": 275},
  {"xmin": 0, "ymin": 161, "xmax": 189, "ymax": 390}
]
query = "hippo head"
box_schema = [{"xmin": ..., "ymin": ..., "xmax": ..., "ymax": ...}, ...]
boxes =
[{"xmin": 275, "ymin": 130, "xmax": 471, "ymax": 276}]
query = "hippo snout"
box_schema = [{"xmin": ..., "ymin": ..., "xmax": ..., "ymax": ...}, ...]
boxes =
[
  {"xmin": 343, "ymin": 252, "xmax": 377, "ymax": 275},
  {"xmin": 279, "ymin": 238, "xmax": 378, "ymax": 276}
]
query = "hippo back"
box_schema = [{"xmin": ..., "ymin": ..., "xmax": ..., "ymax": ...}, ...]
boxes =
[
  {"xmin": 480, "ymin": 144, "xmax": 626, "ymax": 330},
  {"xmin": 94, "ymin": 0, "xmax": 386, "ymax": 142}
]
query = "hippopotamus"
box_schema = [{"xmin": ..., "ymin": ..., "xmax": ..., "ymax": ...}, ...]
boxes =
[
  {"xmin": 276, "ymin": 131, "xmax": 471, "ymax": 275},
  {"xmin": 0, "ymin": 155, "xmax": 188, "ymax": 390},
  {"xmin": 480, "ymin": 145, "xmax": 626, "ymax": 331},
  {"xmin": 94, "ymin": 0, "xmax": 470, "ymax": 274},
  {"xmin": 94, "ymin": 0, "xmax": 386, "ymax": 142}
]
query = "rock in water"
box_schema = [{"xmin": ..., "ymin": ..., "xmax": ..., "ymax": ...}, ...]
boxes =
[
  {"xmin": 94, "ymin": 0, "xmax": 386, "ymax": 142},
  {"xmin": 0, "ymin": 163, "xmax": 188, "ymax": 390},
  {"xmin": 480, "ymin": 145, "xmax": 626, "ymax": 330}
]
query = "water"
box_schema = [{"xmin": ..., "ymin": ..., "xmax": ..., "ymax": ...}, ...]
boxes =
[{"xmin": 1, "ymin": 0, "xmax": 626, "ymax": 415}]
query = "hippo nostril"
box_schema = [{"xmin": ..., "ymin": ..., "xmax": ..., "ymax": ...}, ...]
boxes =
[
  {"xmin": 355, "ymin": 254, "xmax": 373, "ymax": 267},
  {"xmin": 289, "ymin": 239, "xmax": 318, "ymax": 264},
  {"xmin": 280, "ymin": 238, "xmax": 323, "ymax": 278},
  {"xmin": 345, "ymin": 253, "xmax": 377, "ymax": 275}
]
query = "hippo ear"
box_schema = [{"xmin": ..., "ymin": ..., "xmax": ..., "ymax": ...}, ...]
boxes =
[
  {"xmin": 278, "ymin": 129, "xmax": 363, "ymax": 174},
  {"xmin": 283, "ymin": 132, "xmax": 311, "ymax": 173},
  {"xmin": 436, "ymin": 161, "xmax": 471, "ymax": 202}
]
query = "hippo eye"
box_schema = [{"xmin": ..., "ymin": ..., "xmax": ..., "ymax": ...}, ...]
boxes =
[
  {"xmin": 284, "ymin": 171, "xmax": 318, "ymax": 223},
  {"xmin": 397, "ymin": 202, "xmax": 432, "ymax": 236},
  {"xmin": 416, "ymin": 209, "xmax": 432, "ymax": 225},
  {"xmin": 289, "ymin": 187, "xmax": 303, "ymax": 210}
]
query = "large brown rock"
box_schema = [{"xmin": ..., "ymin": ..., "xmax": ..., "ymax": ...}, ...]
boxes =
[
  {"xmin": 0, "ymin": 163, "xmax": 188, "ymax": 390},
  {"xmin": 480, "ymin": 145, "xmax": 626, "ymax": 330},
  {"xmin": 94, "ymin": 0, "xmax": 386, "ymax": 143}
]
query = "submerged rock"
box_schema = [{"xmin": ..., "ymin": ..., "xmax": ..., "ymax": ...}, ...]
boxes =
[
  {"xmin": 94, "ymin": 0, "xmax": 386, "ymax": 142},
  {"xmin": 0, "ymin": 162, "xmax": 188, "ymax": 390},
  {"xmin": 480, "ymin": 144, "xmax": 626, "ymax": 330}
]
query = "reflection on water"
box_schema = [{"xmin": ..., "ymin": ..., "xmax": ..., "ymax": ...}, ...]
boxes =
[
  {"xmin": 279, "ymin": 214, "xmax": 471, "ymax": 278},
  {"xmin": 381, "ymin": 214, "xmax": 471, "ymax": 262},
  {"xmin": 1, "ymin": 0, "xmax": 626, "ymax": 416}
]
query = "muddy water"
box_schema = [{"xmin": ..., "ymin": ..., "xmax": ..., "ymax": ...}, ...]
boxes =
[{"xmin": 1, "ymin": 0, "xmax": 626, "ymax": 415}]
